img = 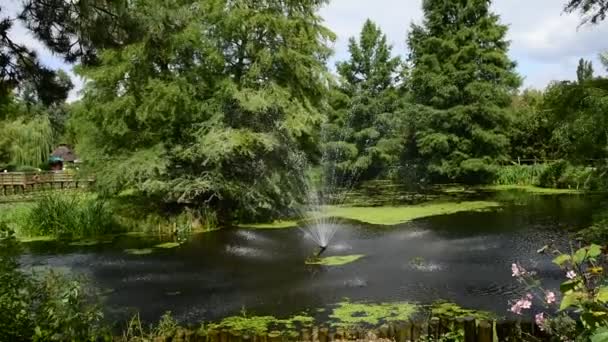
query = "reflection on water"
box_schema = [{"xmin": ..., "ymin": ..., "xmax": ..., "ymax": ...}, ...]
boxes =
[{"xmin": 19, "ymin": 192, "xmax": 604, "ymax": 324}]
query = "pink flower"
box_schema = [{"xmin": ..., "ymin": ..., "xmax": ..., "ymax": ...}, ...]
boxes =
[
  {"xmin": 510, "ymin": 297, "xmax": 533, "ymax": 315},
  {"xmin": 526, "ymin": 293, "xmax": 533, "ymax": 300},
  {"xmin": 535, "ymin": 312, "xmax": 546, "ymax": 330},
  {"xmin": 566, "ymin": 270, "xmax": 577, "ymax": 279},
  {"xmin": 545, "ymin": 291, "xmax": 556, "ymax": 304},
  {"xmin": 512, "ymin": 263, "xmax": 526, "ymax": 277}
]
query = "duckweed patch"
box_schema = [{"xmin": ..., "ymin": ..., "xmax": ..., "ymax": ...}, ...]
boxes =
[
  {"xmin": 324, "ymin": 201, "xmax": 500, "ymax": 225},
  {"xmin": 329, "ymin": 301, "xmax": 418, "ymax": 327},
  {"xmin": 430, "ymin": 301, "xmax": 493, "ymax": 320},
  {"xmin": 154, "ymin": 242, "xmax": 181, "ymax": 249},
  {"xmin": 238, "ymin": 220, "xmax": 299, "ymax": 230},
  {"xmin": 124, "ymin": 248, "xmax": 154, "ymax": 255},
  {"xmin": 305, "ymin": 255, "xmax": 365, "ymax": 266},
  {"xmin": 206, "ymin": 314, "xmax": 314, "ymax": 335}
]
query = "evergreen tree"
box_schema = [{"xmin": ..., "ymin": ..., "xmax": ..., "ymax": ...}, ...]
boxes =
[
  {"xmin": 576, "ymin": 58, "xmax": 594, "ymax": 82},
  {"xmin": 325, "ymin": 20, "xmax": 403, "ymax": 182},
  {"xmin": 407, "ymin": 0, "xmax": 521, "ymax": 183},
  {"xmin": 74, "ymin": 0, "xmax": 334, "ymax": 223}
]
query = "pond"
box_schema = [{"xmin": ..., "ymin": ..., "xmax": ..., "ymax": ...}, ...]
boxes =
[{"xmin": 19, "ymin": 191, "xmax": 603, "ymax": 325}]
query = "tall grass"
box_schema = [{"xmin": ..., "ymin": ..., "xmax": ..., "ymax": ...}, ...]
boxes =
[
  {"xmin": 494, "ymin": 164, "xmax": 547, "ymax": 186},
  {"xmin": 22, "ymin": 193, "xmax": 117, "ymax": 237}
]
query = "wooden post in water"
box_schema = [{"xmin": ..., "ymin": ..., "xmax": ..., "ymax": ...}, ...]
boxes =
[
  {"xmin": 477, "ymin": 321, "xmax": 492, "ymax": 342},
  {"xmin": 208, "ymin": 330, "xmax": 220, "ymax": 342},
  {"xmin": 464, "ymin": 317, "xmax": 476, "ymax": 342},
  {"xmin": 429, "ymin": 317, "xmax": 440, "ymax": 340},
  {"xmin": 318, "ymin": 327, "xmax": 328, "ymax": 342},
  {"xmin": 395, "ymin": 321, "xmax": 412, "ymax": 342},
  {"xmin": 267, "ymin": 331, "xmax": 281, "ymax": 342},
  {"xmin": 300, "ymin": 328, "xmax": 311, "ymax": 341}
]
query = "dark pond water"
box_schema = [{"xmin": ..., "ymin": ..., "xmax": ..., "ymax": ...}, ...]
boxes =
[{"xmin": 20, "ymin": 191, "xmax": 604, "ymax": 325}]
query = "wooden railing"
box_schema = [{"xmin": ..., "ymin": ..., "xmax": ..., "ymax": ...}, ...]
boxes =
[{"xmin": 0, "ymin": 171, "xmax": 94, "ymax": 195}]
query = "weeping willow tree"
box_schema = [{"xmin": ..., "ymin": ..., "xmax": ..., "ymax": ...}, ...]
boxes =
[{"xmin": 0, "ymin": 116, "xmax": 53, "ymax": 168}]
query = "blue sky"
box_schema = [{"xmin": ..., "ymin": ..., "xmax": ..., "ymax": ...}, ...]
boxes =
[{"xmin": 6, "ymin": 0, "xmax": 608, "ymax": 100}]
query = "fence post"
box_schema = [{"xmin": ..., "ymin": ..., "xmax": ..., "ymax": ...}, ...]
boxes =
[
  {"xmin": 464, "ymin": 317, "xmax": 476, "ymax": 342},
  {"xmin": 476, "ymin": 321, "xmax": 492, "ymax": 342}
]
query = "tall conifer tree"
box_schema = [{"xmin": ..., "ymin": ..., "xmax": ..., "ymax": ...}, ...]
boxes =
[{"xmin": 407, "ymin": 0, "xmax": 521, "ymax": 183}]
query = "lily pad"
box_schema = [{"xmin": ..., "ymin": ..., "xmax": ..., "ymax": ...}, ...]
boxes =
[
  {"xmin": 306, "ymin": 254, "xmax": 365, "ymax": 266},
  {"xmin": 154, "ymin": 242, "xmax": 181, "ymax": 249},
  {"xmin": 124, "ymin": 248, "xmax": 154, "ymax": 255}
]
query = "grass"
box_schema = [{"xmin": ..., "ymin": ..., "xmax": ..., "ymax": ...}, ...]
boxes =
[
  {"xmin": 305, "ymin": 254, "xmax": 365, "ymax": 266},
  {"xmin": 329, "ymin": 301, "xmax": 418, "ymax": 327},
  {"xmin": 323, "ymin": 201, "xmax": 501, "ymax": 225}
]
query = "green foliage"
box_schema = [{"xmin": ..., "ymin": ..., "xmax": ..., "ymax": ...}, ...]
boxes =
[
  {"xmin": 406, "ymin": 0, "xmax": 521, "ymax": 183},
  {"xmin": 73, "ymin": 0, "xmax": 335, "ymax": 224},
  {"xmin": 507, "ymin": 89, "xmax": 554, "ymax": 161},
  {"xmin": 23, "ymin": 193, "xmax": 117, "ymax": 237},
  {"xmin": 324, "ymin": 19, "xmax": 404, "ymax": 182},
  {"xmin": 0, "ymin": 225, "xmax": 108, "ymax": 341},
  {"xmin": 494, "ymin": 164, "xmax": 547, "ymax": 186},
  {"xmin": 0, "ymin": 115, "xmax": 53, "ymax": 168},
  {"xmin": 430, "ymin": 301, "xmax": 492, "ymax": 321},
  {"xmin": 565, "ymin": 0, "xmax": 608, "ymax": 24},
  {"xmin": 537, "ymin": 160, "xmax": 606, "ymax": 190},
  {"xmin": 577, "ymin": 59, "xmax": 595, "ymax": 83},
  {"xmin": 205, "ymin": 312, "xmax": 314, "ymax": 335}
]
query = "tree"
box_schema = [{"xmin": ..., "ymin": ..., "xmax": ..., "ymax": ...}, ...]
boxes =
[
  {"xmin": 507, "ymin": 89, "xmax": 553, "ymax": 161},
  {"xmin": 73, "ymin": 0, "xmax": 334, "ymax": 223},
  {"xmin": 407, "ymin": 0, "xmax": 521, "ymax": 183},
  {"xmin": 565, "ymin": 0, "xmax": 608, "ymax": 24},
  {"xmin": 577, "ymin": 58, "xmax": 594, "ymax": 82},
  {"xmin": 325, "ymin": 19, "xmax": 403, "ymax": 182},
  {"xmin": 1, "ymin": 6, "xmax": 73, "ymax": 105}
]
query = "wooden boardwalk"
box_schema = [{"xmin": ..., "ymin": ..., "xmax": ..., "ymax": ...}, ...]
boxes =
[{"xmin": 0, "ymin": 171, "xmax": 94, "ymax": 195}]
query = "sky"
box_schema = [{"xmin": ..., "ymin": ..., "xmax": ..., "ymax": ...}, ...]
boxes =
[{"xmin": 5, "ymin": 0, "xmax": 608, "ymax": 100}]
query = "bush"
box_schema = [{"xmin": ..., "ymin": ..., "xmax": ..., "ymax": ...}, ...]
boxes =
[
  {"xmin": 0, "ymin": 225, "xmax": 108, "ymax": 341},
  {"xmin": 23, "ymin": 193, "xmax": 117, "ymax": 237},
  {"xmin": 538, "ymin": 160, "xmax": 607, "ymax": 190}
]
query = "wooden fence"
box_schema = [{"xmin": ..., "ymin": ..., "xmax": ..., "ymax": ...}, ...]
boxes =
[
  {"xmin": 146, "ymin": 318, "xmax": 549, "ymax": 342},
  {"xmin": 0, "ymin": 171, "xmax": 94, "ymax": 195}
]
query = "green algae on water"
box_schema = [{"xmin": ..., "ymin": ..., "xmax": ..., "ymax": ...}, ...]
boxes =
[
  {"xmin": 329, "ymin": 301, "xmax": 418, "ymax": 327},
  {"xmin": 124, "ymin": 248, "xmax": 154, "ymax": 255},
  {"xmin": 431, "ymin": 301, "xmax": 493, "ymax": 320},
  {"xmin": 305, "ymin": 255, "xmax": 365, "ymax": 266},
  {"xmin": 237, "ymin": 220, "xmax": 299, "ymax": 230},
  {"xmin": 154, "ymin": 242, "xmax": 181, "ymax": 249},
  {"xmin": 206, "ymin": 314, "xmax": 314, "ymax": 335},
  {"xmin": 324, "ymin": 201, "xmax": 500, "ymax": 225},
  {"xmin": 481, "ymin": 185, "xmax": 583, "ymax": 195}
]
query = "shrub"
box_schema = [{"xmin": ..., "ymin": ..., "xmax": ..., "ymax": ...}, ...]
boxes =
[
  {"xmin": 0, "ymin": 225, "xmax": 108, "ymax": 341},
  {"xmin": 23, "ymin": 193, "xmax": 117, "ymax": 237},
  {"xmin": 538, "ymin": 161, "xmax": 607, "ymax": 190},
  {"xmin": 538, "ymin": 160, "xmax": 571, "ymax": 188}
]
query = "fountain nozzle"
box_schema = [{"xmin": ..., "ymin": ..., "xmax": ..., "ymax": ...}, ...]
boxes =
[{"xmin": 317, "ymin": 245, "xmax": 328, "ymax": 257}]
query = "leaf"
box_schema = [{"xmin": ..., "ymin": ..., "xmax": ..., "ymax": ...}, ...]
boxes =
[
  {"xmin": 553, "ymin": 254, "xmax": 571, "ymax": 266},
  {"xmin": 560, "ymin": 292, "xmax": 581, "ymax": 311},
  {"xmin": 560, "ymin": 280, "xmax": 578, "ymax": 293},
  {"xmin": 591, "ymin": 327, "xmax": 608, "ymax": 342},
  {"xmin": 588, "ymin": 244, "xmax": 603, "ymax": 259},
  {"xmin": 573, "ymin": 247, "xmax": 588, "ymax": 264},
  {"xmin": 597, "ymin": 287, "xmax": 608, "ymax": 303}
]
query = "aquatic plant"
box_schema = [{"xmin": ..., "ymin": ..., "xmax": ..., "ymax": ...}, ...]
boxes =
[
  {"xmin": 22, "ymin": 193, "xmax": 117, "ymax": 237},
  {"xmin": 205, "ymin": 313, "xmax": 314, "ymax": 335},
  {"xmin": 305, "ymin": 254, "xmax": 365, "ymax": 266},
  {"xmin": 329, "ymin": 301, "xmax": 417, "ymax": 327}
]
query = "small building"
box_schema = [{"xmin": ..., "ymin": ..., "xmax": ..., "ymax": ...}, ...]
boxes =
[{"xmin": 49, "ymin": 144, "xmax": 79, "ymax": 171}]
